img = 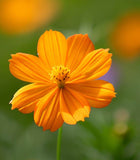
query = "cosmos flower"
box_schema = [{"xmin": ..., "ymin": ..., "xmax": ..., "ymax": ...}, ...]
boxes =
[
  {"xmin": 9, "ymin": 30, "xmax": 115, "ymax": 131},
  {"xmin": 111, "ymin": 11, "xmax": 140, "ymax": 59},
  {"xmin": 0, "ymin": 0, "xmax": 59, "ymax": 34}
]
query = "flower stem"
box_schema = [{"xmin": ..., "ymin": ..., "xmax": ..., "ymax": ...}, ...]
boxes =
[{"xmin": 57, "ymin": 127, "xmax": 63, "ymax": 160}]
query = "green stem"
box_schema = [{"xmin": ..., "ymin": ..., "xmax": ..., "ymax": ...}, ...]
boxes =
[{"xmin": 57, "ymin": 127, "xmax": 63, "ymax": 160}]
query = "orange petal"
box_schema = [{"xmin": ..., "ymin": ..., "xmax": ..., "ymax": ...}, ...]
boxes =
[
  {"xmin": 10, "ymin": 83, "xmax": 55, "ymax": 113},
  {"xmin": 67, "ymin": 80, "xmax": 116, "ymax": 108},
  {"xmin": 37, "ymin": 30, "xmax": 67, "ymax": 69},
  {"xmin": 70, "ymin": 49, "xmax": 112, "ymax": 83},
  {"xmin": 34, "ymin": 87, "xmax": 63, "ymax": 132},
  {"xmin": 66, "ymin": 34, "xmax": 94, "ymax": 72},
  {"xmin": 9, "ymin": 53, "xmax": 50, "ymax": 83},
  {"xmin": 60, "ymin": 86, "xmax": 90, "ymax": 125}
]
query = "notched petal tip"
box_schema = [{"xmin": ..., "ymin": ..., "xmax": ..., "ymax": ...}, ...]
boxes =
[
  {"xmin": 61, "ymin": 112, "xmax": 77, "ymax": 125},
  {"xmin": 8, "ymin": 54, "xmax": 16, "ymax": 62},
  {"xmin": 113, "ymin": 92, "xmax": 117, "ymax": 97},
  {"xmin": 8, "ymin": 59, "xmax": 12, "ymax": 62},
  {"xmin": 60, "ymin": 87, "xmax": 91, "ymax": 125},
  {"xmin": 11, "ymin": 106, "xmax": 14, "ymax": 110},
  {"xmin": 42, "ymin": 127, "xmax": 47, "ymax": 131},
  {"xmin": 9, "ymin": 53, "xmax": 25, "ymax": 62},
  {"xmin": 42, "ymin": 127, "xmax": 57, "ymax": 132},
  {"xmin": 84, "ymin": 33, "xmax": 92, "ymax": 40},
  {"xmin": 104, "ymin": 48, "xmax": 112, "ymax": 57},
  {"xmin": 84, "ymin": 33, "xmax": 88, "ymax": 36},
  {"xmin": 9, "ymin": 99, "xmax": 12, "ymax": 104},
  {"xmin": 105, "ymin": 48, "xmax": 110, "ymax": 52},
  {"xmin": 10, "ymin": 54, "xmax": 15, "ymax": 57},
  {"xmin": 11, "ymin": 104, "xmax": 18, "ymax": 110},
  {"xmin": 11, "ymin": 53, "xmax": 19, "ymax": 57},
  {"xmin": 42, "ymin": 127, "xmax": 56, "ymax": 132}
]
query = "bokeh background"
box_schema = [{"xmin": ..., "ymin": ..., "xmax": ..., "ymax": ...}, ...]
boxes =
[{"xmin": 0, "ymin": 0, "xmax": 140, "ymax": 160}]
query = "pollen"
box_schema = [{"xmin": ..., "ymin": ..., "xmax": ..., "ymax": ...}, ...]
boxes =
[{"xmin": 49, "ymin": 65, "xmax": 70, "ymax": 88}]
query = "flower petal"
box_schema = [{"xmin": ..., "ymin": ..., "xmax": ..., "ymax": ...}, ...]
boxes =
[
  {"xmin": 9, "ymin": 53, "xmax": 50, "ymax": 83},
  {"xmin": 67, "ymin": 80, "xmax": 116, "ymax": 108},
  {"xmin": 66, "ymin": 34, "xmax": 94, "ymax": 72},
  {"xmin": 60, "ymin": 86, "xmax": 90, "ymax": 125},
  {"xmin": 10, "ymin": 83, "xmax": 55, "ymax": 113},
  {"xmin": 70, "ymin": 49, "xmax": 112, "ymax": 82},
  {"xmin": 37, "ymin": 30, "xmax": 67, "ymax": 69},
  {"xmin": 34, "ymin": 87, "xmax": 63, "ymax": 132}
]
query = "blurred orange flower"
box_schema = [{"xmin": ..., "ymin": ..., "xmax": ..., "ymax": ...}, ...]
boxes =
[
  {"xmin": 111, "ymin": 11, "xmax": 140, "ymax": 59},
  {"xmin": 0, "ymin": 0, "xmax": 60, "ymax": 34},
  {"xmin": 9, "ymin": 30, "xmax": 115, "ymax": 131}
]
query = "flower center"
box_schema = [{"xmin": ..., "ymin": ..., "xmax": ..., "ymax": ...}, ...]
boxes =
[{"xmin": 49, "ymin": 65, "xmax": 70, "ymax": 88}]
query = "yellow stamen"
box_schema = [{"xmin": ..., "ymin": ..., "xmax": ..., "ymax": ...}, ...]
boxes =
[{"xmin": 49, "ymin": 65, "xmax": 70, "ymax": 88}]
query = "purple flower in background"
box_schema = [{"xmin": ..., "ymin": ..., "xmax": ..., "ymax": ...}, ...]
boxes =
[{"xmin": 99, "ymin": 61, "xmax": 120, "ymax": 88}]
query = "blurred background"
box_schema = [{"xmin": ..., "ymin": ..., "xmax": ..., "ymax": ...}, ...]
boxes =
[{"xmin": 0, "ymin": 0, "xmax": 140, "ymax": 159}]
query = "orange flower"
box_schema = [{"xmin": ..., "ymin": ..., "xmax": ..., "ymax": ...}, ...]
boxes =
[
  {"xmin": 9, "ymin": 30, "xmax": 116, "ymax": 131},
  {"xmin": 111, "ymin": 11, "xmax": 140, "ymax": 59},
  {"xmin": 0, "ymin": 0, "xmax": 59, "ymax": 34}
]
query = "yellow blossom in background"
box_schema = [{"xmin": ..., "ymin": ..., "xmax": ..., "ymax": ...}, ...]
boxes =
[
  {"xmin": 0, "ymin": 0, "xmax": 60, "ymax": 34},
  {"xmin": 111, "ymin": 11, "xmax": 140, "ymax": 59},
  {"xmin": 9, "ymin": 30, "xmax": 115, "ymax": 132},
  {"xmin": 113, "ymin": 109, "xmax": 130, "ymax": 136}
]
